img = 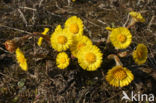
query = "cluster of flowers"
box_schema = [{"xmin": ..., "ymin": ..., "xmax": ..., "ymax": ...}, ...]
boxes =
[
  {"xmin": 4, "ymin": 11, "xmax": 148, "ymax": 88},
  {"xmin": 50, "ymin": 16, "xmax": 103, "ymax": 71}
]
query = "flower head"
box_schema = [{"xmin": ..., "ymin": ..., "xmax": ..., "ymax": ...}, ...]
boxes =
[
  {"xmin": 56, "ymin": 52, "xmax": 70, "ymax": 69},
  {"xmin": 65, "ymin": 16, "xmax": 83, "ymax": 37},
  {"xmin": 132, "ymin": 43, "xmax": 148, "ymax": 65},
  {"xmin": 37, "ymin": 28, "xmax": 49, "ymax": 46},
  {"xmin": 50, "ymin": 25, "xmax": 73, "ymax": 52},
  {"xmin": 109, "ymin": 27, "xmax": 132, "ymax": 49},
  {"xmin": 16, "ymin": 48, "xmax": 28, "ymax": 71},
  {"xmin": 70, "ymin": 35, "xmax": 92, "ymax": 57},
  {"xmin": 106, "ymin": 66, "xmax": 134, "ymax": 87},
  {"xmin": 77, "ymin": 45, "xmax": 103, "ymax": 71},
  {"xmin": 129, "ymin": 11, "xmax": 145, "ymax": 22}
]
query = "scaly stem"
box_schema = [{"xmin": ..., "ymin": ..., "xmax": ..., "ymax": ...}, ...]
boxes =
[
  {"xmin": 117, "ymin": 51, "xmax": 130, "ymax": 58},
  {"xmin": 107, "ymin": 54, "xmax": 123, "ymax": 66},
  {"xmin": 127, "ymin": 18, "xmax": 136, "ymax": 29}
]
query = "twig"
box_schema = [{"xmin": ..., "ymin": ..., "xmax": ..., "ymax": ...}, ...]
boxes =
[
  {"xmin": 55, "ymin": 1, "xmax": 62, "ymax": 9},
  {"xmin": 137, "ymin": 0, "xmax": 144, "ymax": 6},
  {"xmin": 46, "ymin": 11, "xmax": 62, "ymax": 17},
  {"xmin": 67, "ymin": 0, "xmax": 71, "ymax": 6},
  {"xmin": 147, "ymin": 16, "xmax": 155, "ymax": 29},
  {"xmin": 0, "ymin": 47, "xmax": 10, "ymax": 53},
  {"xmin": 27, "ymin": 24, "xmax": 52, "ymax": 27},
  {"xmin": 0, "ymin": 24, "xmax": 33, "ymax": 34},
  {"xmin": 0, "ymin": 72, "xmax": 18, "ymax": 82},
  {"xmin": 19, "ymin": 7, "xmax": 37, "ymax": 11},
  {"xmin": 32, "ymin": 4, "xmax": 36, "ymax": 25},
  {"xmin": 103, "ymin": 91, "xmax": 121, "ymax": 103},
  {"xmin": 39, "ymin": 0, "xmax": 44, "ymax": 7},
  {"xmin": 26, "ymin": 72, "xmax": 37, "ymax": 79},
  {"xmin": 97, "ymin": 19, "xmax": 106, "ymax": 25},
  {"xmin": 123, "ymin": 14, "xmax": 130, "ymax": 27},
  {"xmin": 18, "ymin": 9, "xmax": 28, "ymax": 26},
  {"xmin": 82, "ymin": 17, "xmax": 100, "ymax": 27}
]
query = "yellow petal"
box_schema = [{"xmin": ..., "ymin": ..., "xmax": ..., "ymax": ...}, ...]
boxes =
[
  {"xmin": 16, "ymin": 48, "xmax": 28, "ymax": 71},
  {"xmin": 37, "ymin": 28, "xmax": 49, "ymax": 46}
]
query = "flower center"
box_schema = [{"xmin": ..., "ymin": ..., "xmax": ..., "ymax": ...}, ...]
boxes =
[
  {"xmin": 137, "ymin": 51, "xmax": 143, "ymax": 59},
  {"xmin": 117, "ymin": 34, "xmax": 127, "ymax": 43},
  {"xmin": 77, "ymin": 43, "xmax": 86, "ymax": 50},
  {"xmin": 57, "ymin": 36, "xmax": 67, "ymax": 44},
  {"xmin": 70, "ymin": 23, "xmax": 79, "ymax": 34},
  {"xmin": 19, "ymin": 57, "xmax": 25, "ymax": 64},
  {"xmin": 114, "ymin": 69, "xmax": 127, "ymax": 80},
  {"xmin": 60, "ymin": 57, "xmax": 66, "ymax": 64},
  {"xmin": 85, "ymin": 52, "xmax": 96, "ymax": 64}
]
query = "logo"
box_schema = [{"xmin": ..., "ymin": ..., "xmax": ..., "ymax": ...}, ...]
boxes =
[{"xmin": 121, "ymin": 91, "xmax": 155, "ymax": 102}]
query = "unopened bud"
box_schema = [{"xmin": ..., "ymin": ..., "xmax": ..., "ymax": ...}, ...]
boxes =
[{"xmin": 4, "ymin": 40, "xmax": 17, "ymax": 52}]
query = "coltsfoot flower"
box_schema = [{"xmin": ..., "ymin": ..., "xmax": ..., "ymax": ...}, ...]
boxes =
[
  {"xmin": 56, "ymin": 52, "xmax": 70, "ymax": 69},
  {"xmin": 16, "ymin": 48, "xmax": 28, "ymax": 71},
  {"xmin": 70, "ymin": 35, "xmax": 92, "ymax": 57},
  {"xmin": 129, "ymin": 11, "xmax": 145, "ymax": 22},
  {"xmin": 50, "ymin": 25, "xmax": 73, "ymax": 52},
  {"xmin": 106, "ymin": 66, "xmax": 134, "ymax": 87},
  {"xmin": 132, "ymin": 43, "xmax": 148, "ymax": 65},
  {"xmin": 37, "ymin": 28, "xmax": 50, "ymax": 46},
  {"xmin": 77, "ymin": 45, "xmax": 103, "ymax": 71},
  {"xmin": 109, "ymin": 27, "xmax": 132, "ymax": 49},
  {"xmin": 65, "ymin": 16, "xmax": 83, "ymax": 37}
]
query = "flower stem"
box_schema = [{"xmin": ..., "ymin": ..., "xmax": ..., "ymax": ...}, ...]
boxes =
[
  {"xmin": 127, "ymin": 19, "xmax": 136, "ymax": 29},
  {"xmin": 107, "ymin": 54, "xmax": 123, "ymax": 66}
]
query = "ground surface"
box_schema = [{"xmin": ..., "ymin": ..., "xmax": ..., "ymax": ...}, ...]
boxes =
[{"xmin": 0, "ymin": 0, "xmax": 156, "ymax": 103}]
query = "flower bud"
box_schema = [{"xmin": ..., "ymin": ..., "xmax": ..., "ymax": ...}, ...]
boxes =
[{"xmin": 4, "ymin": 40, "xmax": 17, "ymax": 52}]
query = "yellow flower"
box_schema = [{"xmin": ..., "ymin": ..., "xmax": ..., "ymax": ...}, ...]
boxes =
[
  {"xmin": 129, "ymin": 11, "xmax": 145, "ymax": 22},
  {"xmin": 109, "ymin": 27, "xmax": 132, "ymax": 49},
  {"xmin": 132, "ymin": 43, "xmax": 148, "ymax": 65},
  {"xmin": 56, "ymin": 52, "xmax": 70, "ymax": 69},
  {"xmin": 50, "ymin": 25, "xmax": 73, "ymax": 52},
  {"xmin": 106, "ymin": 66, "xmax": 134, "ymax": 87},
  {"xmin": 77, "ymin": 45, "xmax": 103, "ymax": 71},
  {"xmin": 72, "ymin": 0, "xmax": 76, "ymax": 2},
  {"xmin": 70, "ymin": 35, "xmax": 92, "ymax": 57},
  {"xmin": 16, "ymin": 48, "xmax": 28, "ymax": 71},
  {"xmin": 37, "ymin": 28, "xmax": 50, "ymax": 46},
  {"xmin": 65, "ymin": 16, "xmax": 83, "ymax": 37}
]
